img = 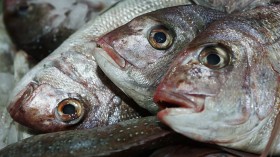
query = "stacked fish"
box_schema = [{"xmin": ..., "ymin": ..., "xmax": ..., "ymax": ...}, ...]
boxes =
[{"xmin": 1, "ymin": 0, "xmax": 280, "ymax": 156}]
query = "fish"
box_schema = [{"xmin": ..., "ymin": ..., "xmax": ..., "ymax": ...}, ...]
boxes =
[
  {"xmin": 154, "ymin": 4, "xmax": 280, "ymax": 155},
  {"xmin": 3, "ymin": 0, "xmax": 121, "ymax": 61},
  {"xmin": 8, "ymin": 49, "xmax": 145, "ymax": 133},
  {"xmin": 93, "ymin": 5, "xmax": 226, "ymax": 114},
  {"xmin": 0, "ymin": 116, "xmax": 188, "ymax": 157},
  {"xmin": 5, "ymin": 0, "xmax": 271, "ymax": 61},
  {"xmin": 7, "ymin": 0, "xmax": 193, "ymax": 133}
]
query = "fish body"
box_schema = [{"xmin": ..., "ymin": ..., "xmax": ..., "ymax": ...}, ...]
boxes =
[
  {"xmin": 0, "ymin": 116, "xmax": 187, "ymax": 157},
  {"xmin": 154, "ymin": 4, "xmax": 280, "ymax": 154},
  {"xmin": 94, "ymin": 5, "xmax": 226, "ymax": 114},
  {"xmin": 3, "ymin": 0, "xmax": 121, "ymax": 60},
  {"xmin": 7, "ymin": 0, "xmax": 193, "ymax": 132},
  {"xmin": 192, "ymin": 0, "xmax": 279, "ymax": 13}
]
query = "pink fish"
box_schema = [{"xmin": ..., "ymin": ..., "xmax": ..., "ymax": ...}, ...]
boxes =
[
  {"xmin": 154, "ymin": 4, "xmax": 280, "ymax": 155},
  {"xmin": 6, "ymin": 0, "xmax": 192, "ymax": 133},
  {"xmin": 94, "ymin": 5, "xmax": 226, "ymax": 114}
]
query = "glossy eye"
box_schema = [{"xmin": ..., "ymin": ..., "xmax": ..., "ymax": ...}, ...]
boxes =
[
  {"xmin": 17, "ymin": 2, "xmax": 33, "ymax": 15},
  {"xmin": 198, "ymin": 45, "xmax": 231, "ymax": 69},
  {"xmin": 55, "ymin": 98, "xmax": 84, "ymax": 124},
  {"xmin": 148, "ymin": 26, "xmax": 173, "ymax": 50}
]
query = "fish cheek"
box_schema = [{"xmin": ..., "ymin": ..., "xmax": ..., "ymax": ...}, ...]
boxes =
[{"xmin": 173, "ymin": 60, "xmax": 228, "ymax": 96}]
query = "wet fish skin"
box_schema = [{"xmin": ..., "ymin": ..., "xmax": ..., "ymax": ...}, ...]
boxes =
[
  {"xmin": 192, "ymin": 0, "xmax": 280, "ymax": 13},
  {"xmin": 154, "ymin": 4, "xmax": 280, "ymax": 154},
  {"xmin": 7, "ymin": 0, "xmax": 193, "ymax": 132},
  {"xmin": 3, "ymin": 0, "xmax": 120, "ymax": 61},
  {"xmin": 94, "ymin": 5, "xmax": 226, "ymax": 114},
  {"xmin": 0, "ymin": 116, "xmax": 186, "ymax": 157}
]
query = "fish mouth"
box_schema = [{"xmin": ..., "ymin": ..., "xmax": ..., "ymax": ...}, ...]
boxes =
[
  {"xmin": 154, "ymin": 90, "xmax": 205, "ymax": 113},
  {"xmin": 96, "ymin": 38, "xmax": 126, "ymax": 68}
]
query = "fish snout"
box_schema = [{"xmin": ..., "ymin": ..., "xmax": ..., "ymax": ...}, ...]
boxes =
[
  {"xmin": 7, "ymin": 82, "xmax": 38, "ymax": 118},
  {"xmin": 96, "ymin": 37, "xmax": 126, "ymax": 68},
  {"xmin": 8, "ymin": 82, "xmax": 87, "ymax": 132}
]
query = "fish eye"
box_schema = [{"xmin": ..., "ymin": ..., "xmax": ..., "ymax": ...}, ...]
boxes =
[
  {"xmin": 17, "ymin": 3, "xmax": 33, "ymax": 15},
  {"xmin": 198, "ymin": 45, "xmax": 231, "ymax": 69},
  {"xmin": 55, "ymin": 98, "xmax": 85, "ymax": 124},
  {"xmin": 148, "ymin": 25, "xmax": 173, "ymax": 50}
]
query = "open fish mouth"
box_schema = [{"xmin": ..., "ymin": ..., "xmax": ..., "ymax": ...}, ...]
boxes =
[
  {"xmin": 96, "ymin": 38, "xmax": 126, "ymax": 68},
  {"xmin": 154, "ymin": 90, "xmax": 205, "ymax": 113}
]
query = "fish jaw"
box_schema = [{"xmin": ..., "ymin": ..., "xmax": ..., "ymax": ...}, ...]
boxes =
[
  {"xmin": 96, "ymin": 38, "xmax": 126, "ymax": 68},
  {"xmin": 94, "ymin": 49, "xmax": 160, "ymax": 114},
  {"xmin": 154, "ymin": 89, "xmax": 205, "ymax": 113}
]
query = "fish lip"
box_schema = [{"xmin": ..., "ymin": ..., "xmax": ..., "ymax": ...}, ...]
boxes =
[
  {"xmin": 7, "ymin": 82, "xmax": 39, "ymax": 118},
  {"xmin": 154, "ymin": 90, "xmax": 205, "ymax": 113},
  {"xmin": 96, "ymin": 38, "xmax": 126, "ymax": 68}
]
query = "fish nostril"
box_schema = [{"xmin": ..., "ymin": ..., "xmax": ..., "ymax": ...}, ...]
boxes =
[
  {"xmin": 16, "ymin": 2, "xmax": 33, "ymax": 15},
  {"xmin": 21, "ymin": 82, "xmax": 39, "ymax": 102}
]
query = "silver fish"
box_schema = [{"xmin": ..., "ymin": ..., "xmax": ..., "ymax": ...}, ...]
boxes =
[
  {"xmin": 7, "ymin": 0, "xmax": 193, "ymax": 132},
  {"xmin": 94, "ymin": 5, "xmax": 226, "ymax": 114},
  {"xmin": 154, "ymin": 4, "xmax": 280, "ymax": 155}
]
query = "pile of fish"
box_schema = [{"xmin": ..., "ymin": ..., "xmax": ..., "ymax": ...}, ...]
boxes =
[{"xmin": 1, "ymin": 0, "xmax": 280, "ymax": 156}]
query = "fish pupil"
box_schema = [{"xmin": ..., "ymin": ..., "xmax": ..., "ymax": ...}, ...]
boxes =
[
  {"xmin": 62, "ymin": 104, "xmax": 76, "ymax": 115},
  {"xmin": 153, "ymin": 32, "xmax": 166, "ymax": 43},
  {"xmin": 207, "ymin": 53, "xmax": 220, "ymax": 65},
  {"xmin": 18, "ymin": 4, "xmax": 29, "ymax": 13}
]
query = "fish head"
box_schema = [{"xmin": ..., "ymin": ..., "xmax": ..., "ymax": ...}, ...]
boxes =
[
  {"xmin": 94, "ymin": 6, "xmax": 224, "ymax": 113},
  {"xmin": 3, "ymin": 0, "xmax": 53, "ymax": 41},
  {"xmin": 154, "ymin": 18, "xmax": 279, "ymax": 151},
  {"xmin": 7, "ymin": 49, "xmax": 141, "ymax": 133},
  {"xmin": 97, "ymin": 15, "xmax": 176, "ymax": 69},
  {"xmin": 3, "ymin": 0, "xmax": 57, "ymax": 60},
  {"xmin": 8, "ymin": 82, "xmax": 88, "ymax": 132}
]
